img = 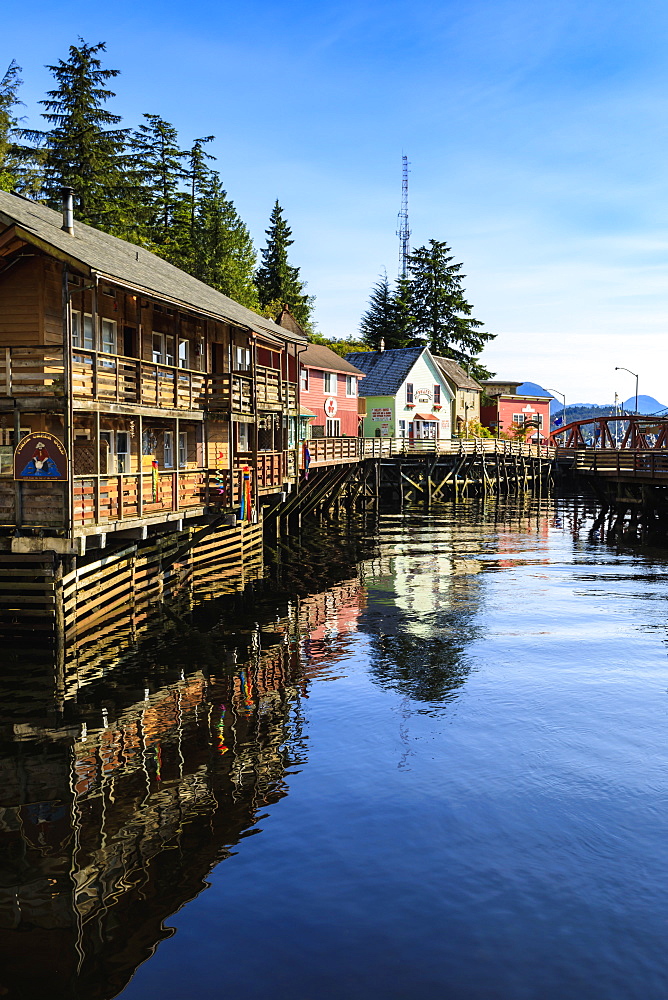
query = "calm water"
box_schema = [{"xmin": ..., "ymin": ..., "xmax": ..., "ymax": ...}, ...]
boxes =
[{"xmin": 2, "ymin": 496, "xmax": 668, "ymax": 1000}]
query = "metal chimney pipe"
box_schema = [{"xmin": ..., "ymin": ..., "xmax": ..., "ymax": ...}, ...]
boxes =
[{"xmin": 61, "ymin": 187, "xmax": 74, "ymax": 235}]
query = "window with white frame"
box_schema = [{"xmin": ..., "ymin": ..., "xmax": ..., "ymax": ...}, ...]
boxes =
[
  {"xmin": 101, "ymin": 318, "xmax": 117, "ymax": 354},
  {"xmin": 406, "ymin": 382, "xmax": 414, "ymax": 404},
  {"xmin": 300, "ymin": 368, "xmax": 309, "ymax": 391},
  {"xmin": 179, "ymin": 431, "xmax": 187, "ymax": 467},
  {"xmin": 234, "ymin": 346, "xmax": 251, "ymax": 371},
  {"xmin": 152, "ymin": 333, "xmax": 175, "ymax": 366},
  {"xmin": 434, "ymin": 384, "xmax": 441, "ymax": 404},
  {"xmin": 72, "ymin": 311, "xmax": 94, "ymax": 350},
  {"xmin": 326, "ymin": 418, "xmax": 340, "ymax": 436},
  {"xmin": 398, "ymin": 420, "xmax": 407, "ymax": 438},
  {"xmin": 513, "ymin": 413, "xmax": 524, "ymax": 425},
  {"xmin": 178, "ymin": 339, "xmax": 190, "ymax": 369},
  {"xmin": 163, "ymin": 430, "xmax": 174, "ymax": 468},
  {"xmin": 324, "ymin": 371, "xmax": 337, "ymax": 395},
  {"xmin": 346, "ymin": 375, "xmax": 356, "ymax": 397}
]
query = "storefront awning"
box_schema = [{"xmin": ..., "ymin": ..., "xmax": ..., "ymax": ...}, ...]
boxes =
[
  {"xmin": 414, "ymin": 412, "xmax": 438, "ymax": 421},
  {"xmin": 300, "ymin": 405, "xmax": 316, "ymax": 419}
]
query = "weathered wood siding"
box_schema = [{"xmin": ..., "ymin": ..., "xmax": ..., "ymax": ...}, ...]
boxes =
[{"xmin": 0, "ymin": 256, "xmax": 43, "ymax": 344}]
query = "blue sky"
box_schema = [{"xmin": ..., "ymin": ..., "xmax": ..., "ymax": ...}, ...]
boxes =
[{"xmin": 4, "ymin": 0, "xmax": 668, "ymax": 404}]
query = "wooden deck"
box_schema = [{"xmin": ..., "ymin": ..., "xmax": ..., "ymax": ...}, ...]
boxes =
[
  {"xmin": 0, "ymin": 345, "xmax": 297, "ymax": 413},
  {"xmin": 561, "ymin": 448, "xmax": 668, "ymax": 483}
]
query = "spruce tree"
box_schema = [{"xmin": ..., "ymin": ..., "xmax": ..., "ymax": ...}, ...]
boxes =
[
  {"xmin": 190, "ymin": 173, "xmax": 259, "ymax": 309},
  {"xmin": 127, "ymin": 114, "xmax": 187, "ymax": 247},
  {"xmin": 0, "ymin": 60, "xmax": 23, "ymax": 192},
  {"xmin": 21, "ymin": 39, "xmax": 127, "ymax": 230},
  {"xmin": 359, "ymin": 272, "xmax": 416, "ymax": 350},
  {"xmin": 407, "ymin": 239, "xmax": 494, "ymax": 380},
  {"xmin": 255, "ymin": 201, "xmax": 313, "ymax": 330}
]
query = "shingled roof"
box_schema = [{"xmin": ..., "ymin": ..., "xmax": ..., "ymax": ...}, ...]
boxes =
[
  {"xmin": 344, "ymin": 347, "xmax": 425, "ymax": 396},
  {"xmin": 301, "ymin": 342, "xmax": 365, "ymax": 375},
  {"xmin": 433, "ymin": 356, "xmax": 482, "ymax": 391},
  {"xmin": 0, "ymin": 191, "xmax": 306, "ymax": 346}
]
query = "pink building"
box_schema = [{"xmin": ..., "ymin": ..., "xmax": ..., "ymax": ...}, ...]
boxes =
[
  {"xmin": 299, "ymin": 343, "xmax": 365, "ymax": 437},
  {"xmin": 480, "ymin": 381, "xmax": 552, "ymax": 444}
]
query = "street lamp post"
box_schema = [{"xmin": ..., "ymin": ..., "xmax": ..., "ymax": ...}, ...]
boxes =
[
  {"xmin": 615, "ymin": 367, "xmax": 638, "ymax": 414},
  {"xmin": 547, "ymin": 389, "xmax": 566, "ymax": 435}
]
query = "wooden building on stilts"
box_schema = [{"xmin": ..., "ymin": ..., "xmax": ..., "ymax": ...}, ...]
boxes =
[{"xmin": 0, "ymin": 188, "xmax": 309, "ymax": 637}]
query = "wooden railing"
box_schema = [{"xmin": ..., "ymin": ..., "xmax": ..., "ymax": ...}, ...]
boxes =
[
  {"xmin": 206, "ymin": 372, "xmax": 253, "ymax": 412},
  {"xmin": 206, "ymin": 369, "xmax": 297, "ymax": 412},
  {"xmin": 72, "ymin": 350, "xmax": 207, "ymax": 410},
  {"xmin": 73, "ymin": 470, "xmax": 207, "ymax": 527},
  {"xmin": 307, "ymin": 437, "xmax": 364, "ymax": 466},
  {"xmin": 0, "ymin": 347, "xmax": 298, "ymax": 415},
  {"xmin": 568, "ymin": 449, "xmax": 668, "ymax": 480},
  {"xmin": 0, "ymin": 346, "xmax": 65, "ymax": 395},
  {"xmin": 306, "ymin": 436, "xmax": 554, "ymax": 464}
]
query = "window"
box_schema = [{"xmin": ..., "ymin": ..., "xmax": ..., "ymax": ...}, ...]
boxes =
[
  {"xmin": 178, "ymin": 339, "xmax": 190, "ymax": 369},
  {"xmin": 258, "ymin": 414, "xmax": 279, "ymax": 451},
  {"xmin": 163, "ymin": 431, "xmax": 174, "ymax": 468},
  {"xmin": 72, "ymin": 311, "xmax": 94, "ymax": 350},
  {"xmin": 179, "ymin": 431, "xmax": 187, "ymax": 467},
  {"xmin": 513, "ymin": 413, "xmax": 524, "ymax": 425},
  {"xmin": 237, "ymin": 422, "xmax": 250, "ymax": 451},
  {"xmin": 434, "ymin": 384, "xmax": 441, "ymax": 404},
  {"xmin": 234, "ymin": 346, "xmax": 251, "ymax": 371},
  {"xmin": 398, "ymin": 420, "xmax": 407, "ymax": 438},
  {"xmin": 346, "ymin": 375, "xmax": 356, "ymax": 397},
  {"xmin": 164, "ymin": 336, "xmax": 175, "ymax": 367},
  {"xmin": 323, "ymin": 371, "xmax": 337, "ymax": 395},
  {"xmin": 300, "ymin": 368, "xmax": 309, "ymax": 391},
  {"xmin": 326, "ymin": 418, "xmax": 341, "ymax": 437},
  {"xmin": 406, "ymin": 383, "xmax": 414, "ymax": 404},
  {"xmin": 116, "ymin": 431, "xmax": 129, "ymax": 473},
  {"xmin": 152, "ymin": 333, "xmax": 175, "ymax": 366},
  {"xmin": 101, "ymin": 318, "xmax": 117, "ymax": 355}
]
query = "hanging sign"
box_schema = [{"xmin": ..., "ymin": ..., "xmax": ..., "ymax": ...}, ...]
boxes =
[
  {"xmin": 324, "ymin": 397, "xmax": 338, "ymax": 417},
  {"xmin": 14, "ymin": 432, "xmax": 67, "ymax": 481}
]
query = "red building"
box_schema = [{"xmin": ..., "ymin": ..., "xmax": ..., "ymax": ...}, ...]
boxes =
[
  {"xmin": 480, "ymin": 381, "xmax": 552, "ymax": 444},
  {"xmin": 299, "ymin": 342, "xmax": 365, "ymax": 437}
]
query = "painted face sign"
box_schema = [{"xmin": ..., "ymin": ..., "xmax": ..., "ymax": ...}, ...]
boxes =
[
  {"xmin": 14, "ymin": 432, "xmax": 68, "ymax": 481},
  {"xmin": 324, "ymin": 397, "xmax": 338, "ymax": 417}
]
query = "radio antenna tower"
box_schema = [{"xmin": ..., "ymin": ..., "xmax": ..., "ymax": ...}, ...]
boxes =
[{"xmin": 396, "ymin": 154, "xmax": 411, "ymax": 279}]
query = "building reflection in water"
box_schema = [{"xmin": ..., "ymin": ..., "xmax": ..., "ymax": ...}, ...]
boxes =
[
  {"xmin": 359, "ymin": 500, "xmax": 553, "ymax": 706},
  {"xmin": 0, "ymin": 571, "xmax": 367, "ymax": 1000}
]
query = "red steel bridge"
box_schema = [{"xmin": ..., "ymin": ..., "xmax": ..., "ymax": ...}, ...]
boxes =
[
  {"xmin": 550, "ymin": 415, "xmax": 668, "ymax": 450},
  {"xmin": 550, "ymin": 415, "xmax": 668, "ymax": 485}
]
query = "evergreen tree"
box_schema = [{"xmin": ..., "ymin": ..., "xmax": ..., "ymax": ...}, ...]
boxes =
[
  {"xmin": 407, "ymin": 239, "xmax": 494, "ymax": 380},
  {"xmin": 161, "ymin": 135, "xmax": 216, "ymax": 271},
  {"xmin": 127, "ymin": 114, "xmax": 187, "ymax": 247},
  {"xmin": 21, "ymin": 39, "xmax": 127, "ymax": 230},
  {"xmin": 0, "ymin": 60, "xmax": 23, "ymax": 192},
  {"xmin": 255, "ymin": 201, "xmax": 313, "ymax": 330},
  {"xmin": 359, "ymin": 272, "xmax": 415, "ymax": 350},
  {"xmin": 190, "ymin": 173, "xmax": 259, "ymax": 309}
]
